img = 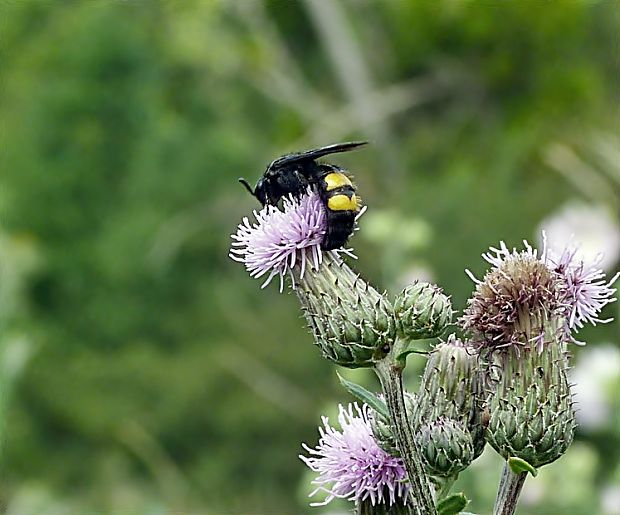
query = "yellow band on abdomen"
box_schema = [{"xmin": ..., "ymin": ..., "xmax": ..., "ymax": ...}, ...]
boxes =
[
  {"xmin": 324, "ymin": 172, "xmax": 353, "ymax": 191},
  {"xmin": 327, "ymin": 194, "xmax": 358, "ymax": 212}
]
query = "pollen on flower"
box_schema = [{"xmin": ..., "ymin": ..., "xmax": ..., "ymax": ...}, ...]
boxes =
[
  {"xmin": 299, "ymin": 403, "xmax": 410, "ymax": 507},
  {"xmin": 229, "ymin": 189, "xmax": 357, "ymax": 292}
]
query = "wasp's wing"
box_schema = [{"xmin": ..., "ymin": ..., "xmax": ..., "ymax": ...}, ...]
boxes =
[{"xmin": 269, "ymin": 141, "xmax": 368, "ymax": 169}]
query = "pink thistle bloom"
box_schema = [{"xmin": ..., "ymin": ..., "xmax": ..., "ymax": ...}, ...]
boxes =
[
  {"xmin": 549, "ymin": 245, "xmax": 619, "ymax": 332},
  {"xmin": 300, "ymin": 403, "xmax": 410, "ymax": 508},
  {"xmin": 229, "ymin": 189, "xmax": 358, "ymax": 292}
]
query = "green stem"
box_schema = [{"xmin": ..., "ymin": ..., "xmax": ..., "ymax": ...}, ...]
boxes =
[
  {"xmin": 375, "ymin": 358, "xmax": 437, "ymax": 515},
  {"xmin": 493, "ymin": 461, "xmax": 527, "ymax": 515}
]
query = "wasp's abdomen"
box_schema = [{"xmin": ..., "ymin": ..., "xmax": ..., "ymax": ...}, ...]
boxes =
[
  {"xmin": 324, "ymin": 172, "xmax": 353, "ymax": 191},
  {"xmin": 319, "ymin": 171, "xmax": 359, "ymax": 250},
  {"xmin": 322, "ymin": 172, "xmax": 359, "ymax": 211}
]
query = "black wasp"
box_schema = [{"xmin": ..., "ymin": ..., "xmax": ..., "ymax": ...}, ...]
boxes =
[{"xmin": 239, "ymin": 141, "xmax": 367, "ymax": 251}]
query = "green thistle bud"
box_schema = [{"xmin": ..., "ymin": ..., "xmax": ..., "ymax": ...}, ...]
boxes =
[
  {"xmin": 415, "ymin": 335, "xmax": 486, "ymax": 459},
  {"xmin": 296, "ymin": 253, "xmax": 395, "ymax": 368},
  {"xmin": 415, "ymin": 418, "xmax": 475, "ymax": 478},
  {"xmin": 370, "ymin": 393, "xmax": 416, "ymax": 457},
  {"xmin": 394, "ymin": 281, "xmax": 452, "ymax": 340},
  {"xmin": 486, "ymin": 339, "xmax": 576, "ymax": 468}
]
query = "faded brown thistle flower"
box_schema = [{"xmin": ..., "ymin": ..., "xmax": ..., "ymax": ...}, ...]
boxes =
[{"xmin": 460, "ymin": 240, "xmax": 565, "ymax": 353}]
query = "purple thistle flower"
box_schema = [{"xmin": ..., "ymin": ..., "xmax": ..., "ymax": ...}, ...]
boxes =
[
  {"xmin": 229, "ymin": 189, "xmax": 358, "ymax": 292},
  {"xmin": 550, "ymin": 245, "xmax": 619, "ymax": 332},
  {"xmin": 300, "ymin": 403, "xmax": 410, "ymax": 508}
]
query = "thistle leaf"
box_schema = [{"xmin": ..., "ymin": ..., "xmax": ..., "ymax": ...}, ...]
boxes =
[
  {"xmin": 437, "ymin": 492, "xmax": 469, "ymax": 515},
  {"xmin": 337, "ymin": 373, "xmax": 388, "ymax": 418},
  {"xmin": 394, "ymin": 337, "xmax": 432, "ymax": 366},
  {"xmin": 508, "ymin": 456, "xmax": 538, "ymax": 477}
]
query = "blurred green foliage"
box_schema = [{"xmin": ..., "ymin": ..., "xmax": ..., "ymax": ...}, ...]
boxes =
[{"xmin": 1, "ymin": 1, "xmax": 619, "ymax": 513}]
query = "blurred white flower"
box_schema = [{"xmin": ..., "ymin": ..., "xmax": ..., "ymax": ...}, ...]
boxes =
[
  {"xmin": 602, "ymin": 485, "xmax": 620, "ymax": 515},
  {"xmin": 538, "ymin": 201, "xmax": 620, "ymax": 272},
  {"xmin": 569, "ymin": 344, "xmax": 620, "ymax": 429}
]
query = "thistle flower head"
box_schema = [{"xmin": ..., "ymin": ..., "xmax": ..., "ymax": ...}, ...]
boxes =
[
  {"xmin": 418, "ymin": 335, "xmax": 481, "ymax": 417},
  {"xmin": 414, "ymin": 334, "xmax": 486, "ymax": 466},
  {"xmin": 549, "ymin": 245, "xmax": 619, "ymax": 332},
  {"xmin": 415, "ymin": 417, "xmax": 475, "ymax": 478},
  {"xmin": 300, "ymin": 403, "xmax": 410, "ymax": 508},
  {"xmin": 460, "ymin": 237, "xmax": 611, "ymax": 470},
  {"xmin": 229, "ymin": 189, "xmax": 357, "ymax": 292}
]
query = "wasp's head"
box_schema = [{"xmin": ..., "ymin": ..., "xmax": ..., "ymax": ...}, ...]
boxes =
[{"xmin": 239, "ymin": 176, "xmax": 271, "ymax": 206}]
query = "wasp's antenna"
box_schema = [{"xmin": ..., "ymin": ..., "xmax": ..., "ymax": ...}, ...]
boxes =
[{"xmin": 238, "ymin": 178, "xmax": 256, "ymax": 197}]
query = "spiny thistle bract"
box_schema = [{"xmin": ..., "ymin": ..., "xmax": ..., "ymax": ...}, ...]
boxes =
[
  {"xmin": 416, "ymin": 417, "xmax": 475, "ymax": 478},
  {"xmin": 295, "ymin": 253, "xmax": 394, "ymax": 368},
  {"xmin": 394, "ymin": 281, "xmax": 453, "ymax": 341},
  {"xmin": 485, "ymin": 341, "xmax": 576, "ymax": 468}
]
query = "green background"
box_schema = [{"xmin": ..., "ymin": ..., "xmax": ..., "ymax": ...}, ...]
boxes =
[{"xmin": 1, "ymin": 1, "xmax": 619, "ymax": 514}]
